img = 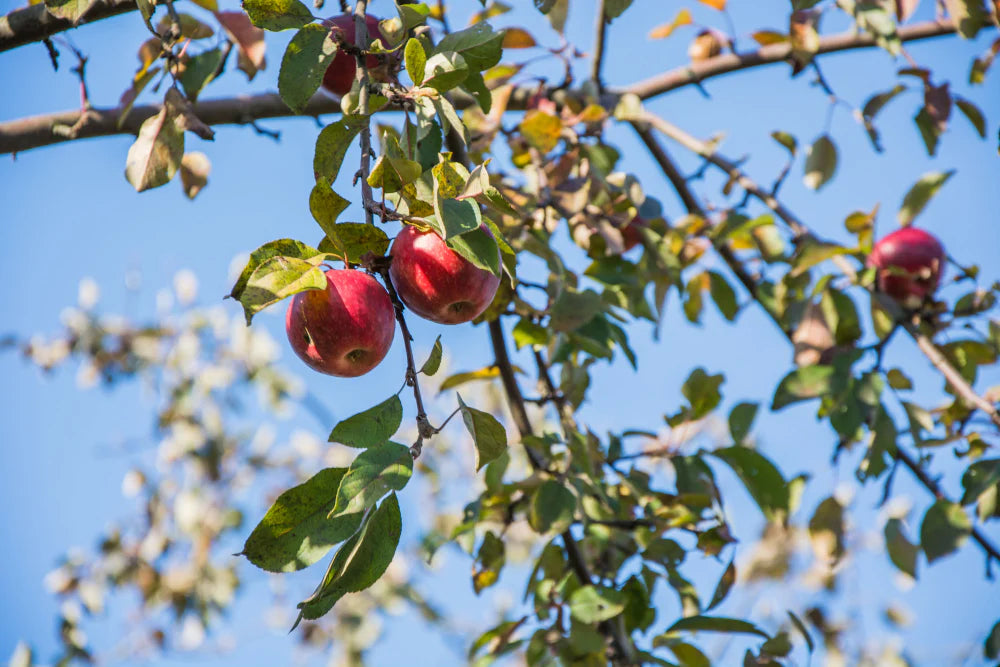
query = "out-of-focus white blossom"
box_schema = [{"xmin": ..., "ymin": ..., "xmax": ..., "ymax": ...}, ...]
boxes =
[
  {"xmin": 78, "ymin": 277, "xmax": 100, "ymax": 310},
  {"xmin": 173, "ymin": 270, "xmax": 199, "ymax": 306},
  {"xmin": 121, "ymin": 469, "xmax": 146, "ymax": 498}
]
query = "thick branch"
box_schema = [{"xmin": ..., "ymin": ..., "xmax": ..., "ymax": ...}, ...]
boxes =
[
  {"xmin": 0, "ymin": 20, "xmax": 962, "ymax": 155},
  {"xmin": 625, "ymin": 20, "xmax": 957, "ymax": 100},
  {"xmin": 0, "ymin": 0, "xmax": 138, "ymax": 53},
  {"xmin": 590, "ymin": 0, "xmax": 608, "ymax": 89},
  {"xmin": 632, "ymin": 124, "xmax": 1000, "ymax": 567}
]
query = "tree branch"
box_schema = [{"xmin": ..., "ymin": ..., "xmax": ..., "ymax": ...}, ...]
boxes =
[
  {"xmin": 632, "ymin": 123, "xmax": 1000, "ymax": 569},
  {"xmin": 640, "ymin": 109, "xmax": 1000, "ymax": 431},
  {"xmin": 625, "ymin": 20, "xmax": 958, "ymax": 100},
  {"xmin": 0, "ymin": 0, "xmax": 138, "ymax": 53},
  {"xmin": 0, "ymin": 21, "xmax": 965, "ymax": 155},
  {"xmin": 590, "ymin": 0, "xmax": 608, "ymax": 90}
]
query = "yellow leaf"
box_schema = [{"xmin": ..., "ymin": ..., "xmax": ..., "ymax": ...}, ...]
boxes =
[
  {"xmin": 698, "ymin": 0, "xmax": 726, "ymax": 9},
  {"xmin": 751, "ymin": 30, "xmax": 788, "ymax": 46},
  {"xmin": 649, "ymin": 8, "xmax": 692, "ymax": 39},
  {"xmin": 502, "ymin": 27, "xmax": 537, "ymax": 49}
]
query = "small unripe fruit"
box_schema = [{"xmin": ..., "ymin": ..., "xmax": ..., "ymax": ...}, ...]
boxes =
[
  {"xmin": 389, "ymin": 226, "xmax": 501, "ymax": 325},
  {"xmin": 285, "ymin": 269, "xmax": 395, "ymax": 377},
  {"xmin": 867, "ymin": 227, "xmax": 945, "ymax": 308},
  {"xmin": 321, "ymin": 14, "xmax": 391, "ymax": 97}
]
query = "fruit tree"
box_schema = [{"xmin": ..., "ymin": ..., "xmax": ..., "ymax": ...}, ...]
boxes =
[{"xmin": 1, "ymin": 0, "xmax": 999, "ymax": 665}]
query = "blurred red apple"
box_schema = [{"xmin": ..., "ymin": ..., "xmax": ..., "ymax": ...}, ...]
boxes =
[
  {"xmin": 389, "ymin": 226, "xmax": 501, "ymax": 324},
  {"xmin": 321, "ymin": 14, "xmax": 391, "ymax": 97},
  {"xmin": 867, "ymin": 227, "xmax": 945, "ymax": 308},
  {"xmin": 285, "ymin": 269, "xmax": 395, "ymax": 377}
]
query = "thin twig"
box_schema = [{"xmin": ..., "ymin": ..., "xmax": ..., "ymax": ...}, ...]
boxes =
[
  {"xmin": 376, "ymin": 265, "xmax": 432, "ymax": 458},
  {"xmin": 353, "ymin": 0, "xmax": 376, "ymax": 227}
]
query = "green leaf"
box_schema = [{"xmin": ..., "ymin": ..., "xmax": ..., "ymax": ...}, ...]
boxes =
[
  {"xmin": 712, "ymin": 446, "xmax": 789, "ymax": 520},
  {"xmin": 920, "ymin": 499, "xmax": 972, "ymax": 563},
  {"xmin": 242, "ymin": 468, "xmax": 362, "ymax": 572},
  {"xmin": 705, "ymin": 559, "xmax": 736, "ymax": 612},
  {"xmin": 728, "ymin": 402, "xmax": 759, "ymax": 444},
  {"xmin": 230, "ymin": 239, "xmax": 323, "ymax": 301},
  {"xmin": 296, "ymin": 493, "xmax": 402, "ymax": 623},
  {"xmin": 787, "ymin": 610, "xmax": 814, "ymax": 654},
  {"xmin": 771, "ymin": 130, "xmax": 797, "ymax": 155},
  {"xmin": 680, "ymin": 368, "xmax": 725, "ymax": 421},
  {"xmin": 803, "ymin": 134, "xmax": 837, "ymax": 190},
  {"xmin": 884, "ymin": 517, "xmax": 919, "ymax": 578},
  {"xmin": 986, "ymin": 620, "xmax": 1000, "ymax": 660},
  {"xmin": 808, "ymin": 497, "xmax": 845, "ymax": 561},
  {"xmin": 314, "ymin": 115, "xmax": 369, "ymax": 184},
  {"xmin": 512, "ymin": 319, "xmax": 550, "ymax": 350},
  {"xmin": 432, "ymin": 95, "xmax": 469, "ymax": 146},
  {"xmin": 124, "ymin": 95, "xmax": 184, "ymax": 193},
  {"xmin": 309, "ymin": 181, "xmax": 350, "ymax": 241},
  {"xmin": 178, "ymin": 47, "xmax": 226, "ymax": 102},
  {"xmin": 242, "ymin": 0, "xmax": 313, "ymax": 31},
  {"xmin": 422, "ymin": 51, "xmax": 470, "ymax": 92},
  {"xmin": 568, "ymin": 586, "xmax": 626, "ymax": 623},
  {"xmin": 771, "ymin": 365, "xmax": 835, "ymax": 410},
  {"xmin": 317, "ymin": 222, "xmax": 390, "ymax": 263},
  {"xmin": 330, "ymin": 442, "xmax": 412, "ymax": 517},
  {"xmin": 278, "ymin": 24, "xmax": 338, "ymax": 113},
  {"xmin": 368, "ymin": 155, "xmax": 423, "ymax": 193},
  {"xmin": 529, "ymin": 480, "xmax": 576, "ymax": 534},
  {"xmin": 707, "ymin": 271, "xmax": 738, "ymax": 321},
  {"xmin": 790, "ymin": 240, "xmax": 850, "ymax": 277},
  {"xmin": 945, "ymin": 0, "xmax": 990, "ymax": 38},
  {"xmin": 446, "ymin": 226, "xmax": 501, "ymax": 277},
  {"xmin": 439, "ymin": 366, "xmax": 505, "ymax": 393},
  {"xmin": 898, "ymin": 170, "xmax": 954, "ymax": 225},
  {"xmin": 960, "ymin": 459, "xmax": 1000, "ymax": 505},
  {"xmin": 404, "ymin": 37, "xmax": 427, "ymax": 85},
  {"xmin": 238, "ymin": 255, "xmax": 327, "ymax": 325},
  {"xmin": 667, "ymin": 615, "xmax": 769, "ymax": 638},
  {"xmin": 955, "ymin": 97, "xmax": 986, "ymax": 137},
  {"xmin": 550, "ymin": 288, "xmax": 603, "ymax": 332},
  {"xmin": 44, "ymin": 0, "xmax": 97, "ymax": 23},
  {"xmin": 420, "ymin": 336, "xmax": 443, "ymax": 376},
  {"xmin": 328, "ymin": 396, "xmax": 403, "ymax": 448},
  {"xmin": 435, "ymin": 22, "xmax": 504, "ymax": 71},
  {"xmin": 458, "ymin": 394, "xmax": 507, "ymax": 471}
]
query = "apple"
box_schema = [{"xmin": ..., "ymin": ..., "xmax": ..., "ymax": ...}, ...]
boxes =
[
  {"xmin": 866, "ymin": 227, "xmax": 945, "ymax": 308},
  {"xmin": 389, "ymin": 225, "xmax": 501, "ymax": 325},
  {"xmin": 285, "ymin": 269, "xmax": 395, "ymax": 377},
  {"xmin": 321, "ymin": 14, "xmax": 391, "ymax": 97}
]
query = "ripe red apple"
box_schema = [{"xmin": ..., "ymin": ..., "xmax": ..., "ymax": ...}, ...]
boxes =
[
  {"xmin": 389, "ymin": 226, "xmax": 501, "ymax": 325},
  {"xmin": 622, "ymin": 216, "xmax": 648, "ymax": 252},
  {"xmin": 321, "ymin": 14, "xmax": 390, "ymax": 97},
  {"xmin": 866, "ymin": 227, "xmax": 945, "ymax": 308},
  {"xmin": 285, "ymin": 269, "xmax": 395, "ymax": 377}
]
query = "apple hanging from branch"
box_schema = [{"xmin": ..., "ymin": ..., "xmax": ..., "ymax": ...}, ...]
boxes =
[
  {"xmin": 867, "ymin": 227, "xmax": 946, "ymax": 308},
  {"xmin": 389, "ymin": 225, "xmax": 501, "ymax": 325},
  {"xmin": 321, "ymin": 14, "xmax": 393, "ymax": 97},
  {"xmin": 285, "ymin": 269, "xmax": 395, "ymax": 377}
]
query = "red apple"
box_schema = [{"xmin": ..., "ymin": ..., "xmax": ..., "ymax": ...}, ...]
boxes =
[
  {"xmin": 622, "ymin": 216, "xmax": 648, "ymax": 252},
  {"xmin": 321, "ymin": 14, "xmax": 391, "ymax": 97},
  {"xmin": 389, "ymin": 226, "xmax": 501, "ymax": 325},
  {"xmin": 285, "ymin": 269, "xmax": 395, "ymax": 377},
  {"xmin": 867, "ymin": 227, "xmax": 945, "ymax": 308}
]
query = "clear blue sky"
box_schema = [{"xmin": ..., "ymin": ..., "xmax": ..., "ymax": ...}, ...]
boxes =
[{"xmin": 1, "ymin": 0, "xmax": 999, "ymax": 664}]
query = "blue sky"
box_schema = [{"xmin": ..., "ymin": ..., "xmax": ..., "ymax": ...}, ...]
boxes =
[{"xmin": 1, "ymin": 0, "xmax": 999, "ymax": 664}]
